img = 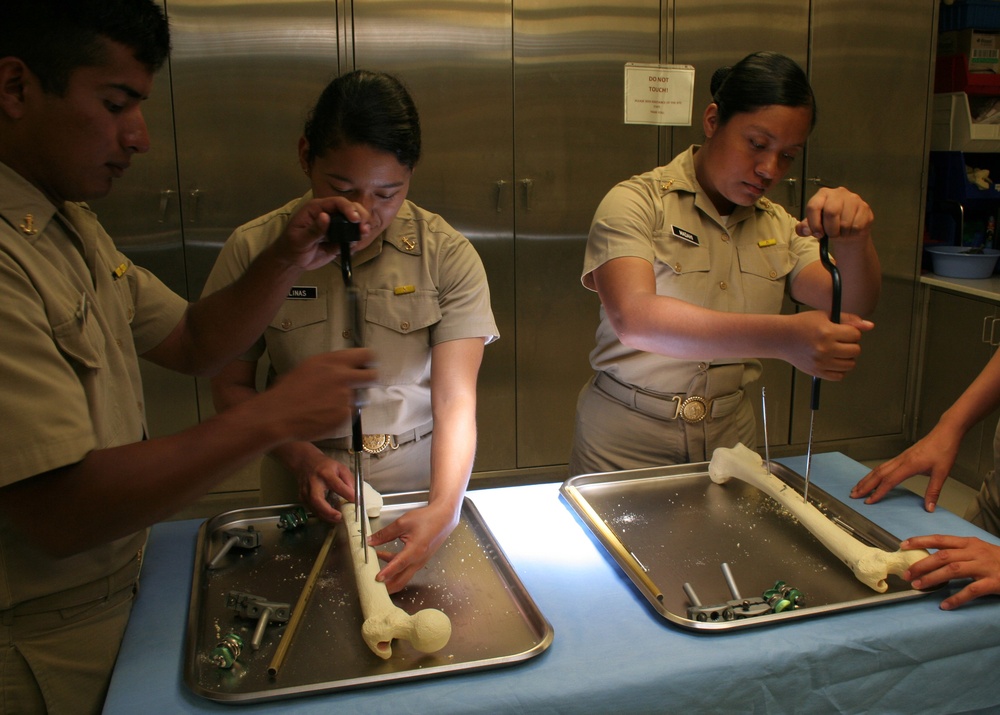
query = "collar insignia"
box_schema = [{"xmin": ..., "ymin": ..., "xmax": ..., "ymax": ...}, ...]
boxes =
[{"xmin": 20, "ymin": 214, "xmax": 38, "ymax": 236}]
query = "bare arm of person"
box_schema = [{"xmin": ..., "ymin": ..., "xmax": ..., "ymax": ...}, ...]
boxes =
[
  {"xmin": 852, "ymin": 348, "xmax": 1000, "ymax": 510},
  {"xmin": 144, "ymin": 196, "xmax": 369, "ymax": 377},
  {"xmin": 211, "ymin": 358, "xmax": 356, "ymax": 522},
  {"xmin": 0, "ymin": 349, "xmax": 375, "ymax": 557},
  {"xmin": 592, "ymin": 256, "xmax": 873, "ymax": 381},
  {"xmin": 368, "ymin": 337, "xmax": 485, "ymax": 593}
]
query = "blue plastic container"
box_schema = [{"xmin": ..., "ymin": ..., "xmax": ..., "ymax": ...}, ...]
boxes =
[
  {"xmin": 926, "ymin": 245, "xmax": 1000, "ymax": 278},
  {"xmin": 940, "ymin": 0, "xmax": 1000, "ymax": 31}
]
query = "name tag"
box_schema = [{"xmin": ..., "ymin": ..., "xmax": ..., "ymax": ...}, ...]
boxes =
[
  {"xmin": 671, "ymin": 225, "xmax": 699, "ymax": 245},
  {"xmin": 287, "ymin": 286, "xmax": 317, "ymax": 300}
]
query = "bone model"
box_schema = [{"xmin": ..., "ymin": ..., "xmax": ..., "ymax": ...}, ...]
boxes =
[
  {"xmin": 708, "ymin": 443, "xmax": 929, "ymax": 593},
  {"xmin": 342, "ymin": 499, "xmax": 452, "ymax": 659}
]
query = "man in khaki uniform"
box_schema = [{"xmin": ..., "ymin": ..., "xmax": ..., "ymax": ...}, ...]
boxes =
[
  {"xmin": 0, "ymin": 3, "xmax": 374, "ymax": 712},
  {"xmin": 569, "ymin": 52, "xmax": 881, "ymax": 476}
]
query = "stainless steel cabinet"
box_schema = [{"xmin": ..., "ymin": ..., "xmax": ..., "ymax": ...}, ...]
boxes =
[
  {"xmin": 91, "ymin": 0, "xmax": 345, "ymax": 504},
  {"xmin": 90, "ymin": 49, "xmax": 198, "ymax": 441},
  {"xmin": 790, "ymin": 0, "xmax": 936, "ymax": 459},
  {"xmin": 670, "ymin": 0, "xmax": 936, "ymax": 461},
  {"xmin": 91, "ymin": 1, "xmax": 938, "ymax": 506},
  {"xmin": 916, "ymin": 287, "xmax": 1000, "ymax": 488},
  {"xmin": 350, "ymin": 0, "xmax": 662, "ymax": 472},
  {"xmin": 350, "ymin": 0, "xmax": 518, "ymax": 472},
  {"xmin": 668, "ymin": 0, "xmax": 810, "ymax": 451},
  {"xmin": 165, "ymin": 1, "xmax": 344, "ymax": 477}
]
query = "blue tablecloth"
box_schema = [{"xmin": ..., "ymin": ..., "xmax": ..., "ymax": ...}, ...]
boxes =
[{"xmin": 103, "ymin": 453, "xmax": 1000, "ymax": 714}]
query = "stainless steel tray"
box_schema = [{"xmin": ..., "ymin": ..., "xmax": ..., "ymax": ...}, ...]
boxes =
[
  {"xmin": 184, "ymin": 494, "xmax": 553, "ymax": 703},
  {"xmin": 561, "ymin": 461, "xmax": 936, "ymax": 631}
]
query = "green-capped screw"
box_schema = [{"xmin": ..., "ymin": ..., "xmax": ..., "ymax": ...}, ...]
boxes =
[{"xmin": 209, "ymin": 633, "xmax": 244, "ymax": 669}]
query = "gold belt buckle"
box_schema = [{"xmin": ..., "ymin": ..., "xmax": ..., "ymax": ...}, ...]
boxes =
[
  {"xmin": 672, "ymin": 395, "xmax": 708, "ymax": 423},
  {"xmin": 361, "ymin": 434, "xmax": 398, "ymax": 454}
]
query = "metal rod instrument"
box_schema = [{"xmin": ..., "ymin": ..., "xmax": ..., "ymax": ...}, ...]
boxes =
[
  {"xmin": 267, "ymin": 527, "xmax": 338, "ymax": 677},
  {"xmin": 804, "ymin": 236, "xmax": 842, "ymax": 503},
  {"xmin": 760, "ymin": 386, "xmax": 771, "ymax": 475},
  {"xmin": 333, "ymin": 215, "xmax": 367, "ymax": 562}
]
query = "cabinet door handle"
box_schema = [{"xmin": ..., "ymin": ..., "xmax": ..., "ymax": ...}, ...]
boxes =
[
  {"xmin": 991, "ymin": 317, "xmax": 1000, "ymax": 347},
  {"xmin": 495, "ymin": 179, "xmax": 507, "ymax": 213},
  {"xmin": 521, "ymin": 178, "xmax": 534, "ymax": 211},
  {"xmin": 783, "ymin": 177, "xmax": 798, "ymax": 208},
  {"xmin": 158, "ymin": 189, "xmax": 176, "ymax": 223},
  {"xmin": 188, "ymin": 188, "xmax": 202, "ymax": 224},
  {"xmin": 983, "ymin": 315, "xmax": 1000, "ymax": 346}
]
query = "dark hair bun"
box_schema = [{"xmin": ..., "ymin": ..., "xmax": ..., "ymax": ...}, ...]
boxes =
[
  {"xmin": 710, "ymin": 51, "xmax": 815, "ymax": 129},
  {"xmin": 303, "ymin": 69, "xmax": 421, "ymax": 169},
  {"xmin": 710, "ymin": 66, "xmax": 732, "ymax": 97}
]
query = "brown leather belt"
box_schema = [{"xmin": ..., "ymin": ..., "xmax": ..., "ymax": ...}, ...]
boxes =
[
  {"xmin": 594, "ymin": 371, "xmax": 743, "ymax": 423},
  {"xmin": 320, "ymin": 420, "xmax": 434, "ymax": 454}
]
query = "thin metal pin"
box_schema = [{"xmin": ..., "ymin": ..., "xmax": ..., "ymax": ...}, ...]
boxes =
[
  {"xmin": 336, "ymin": 219, "xmax": 368, "ymax": 565},
  {"xmin": 760, "ymin": 386, "xmax": 771, "ymax": 475},
  {"xmin": 683, "ymin": 582, "xmax": 702, "ymax": 607},
  {"xmin": 804, "ymin": 411, "xmax": 815, "ymax": 504},
  {"xmin": 354, "ymin": 451, "xmax": 368, "ymax": 563},
  {"xmin": 720, "ymin": 562, "xmax": 741, "ymax": 600}
]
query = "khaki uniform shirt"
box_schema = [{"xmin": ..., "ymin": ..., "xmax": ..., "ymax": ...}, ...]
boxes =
[
  {"xmin": 582, "ymin": 145, "xmax": 820, "ymax": 393},
  {"xmin": 204, "ymin": 194, "xmax": 498, "ymax": 438},
  {"xmin": 0, "ymin": 161, "xmax": 187, "ymax": 609}
]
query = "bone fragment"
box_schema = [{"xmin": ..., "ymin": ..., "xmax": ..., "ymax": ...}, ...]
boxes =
[
  {"xmin": 362, "ymin": 481, "xmax": 384, "ymax": 518},
  {"xmin": 342, "ymin": 501, "xmax": 452, "ymax": 659},
  {"xmin": 708, "ymin": 443, "xmax": 929, "ymax": 593}
]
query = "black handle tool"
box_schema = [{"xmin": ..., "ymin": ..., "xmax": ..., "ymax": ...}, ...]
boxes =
[
  {"xmin": 328, "ymin": 215, "xmax": 369, "ymax": 561},
  {"xmin": 804, "ymin": 236, "xmax": 842, "ymax": 504}
]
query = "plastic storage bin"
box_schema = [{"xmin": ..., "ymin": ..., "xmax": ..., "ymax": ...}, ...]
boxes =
[
  {"xmin": 929, "ymin": 150, "xmax": 1000, "ymax": 202},
  {"xmin": 940, "ymin": 0, "xmax": 1000, "ymax": 33},
  {"xmin": 925, "ymin": 245, "xmax": 1000, "ymax": 278},
  {"xmin": 936, "ymin": 54, "xmax": 1000, "ymax": 94},
  {"xmin": 932, "ymin": 93, "xmax": 1000, "ymax": 152}
]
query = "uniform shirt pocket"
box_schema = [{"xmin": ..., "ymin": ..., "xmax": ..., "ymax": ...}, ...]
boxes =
[
  {"xmin": 51, "ymin": 299, "xmax": 105, "ymax": 370},
  {"xmin": 267, "ymin": 297, "xmax": 328, "ymax": 332},
  {"xmin": 735, "ymin": 241, "xmax": 797, "ymax": 312},
  {"xmin": 263, "ymin": 298, "xmax": 330, "ymax": 374},
  {"xmin": 651, "ymin": 229, "xmax": 712, "ymax": 301},
  {"xmin": 653, "ymin": 229, "xmax": 712, "ymax": 276},
  {"xmin": 736, "ymin": 240, "xmax": 796, "ymax": 280},
  {"xmin": 364, "ymin": 289, "xmax": 441, "ymax": 385}
]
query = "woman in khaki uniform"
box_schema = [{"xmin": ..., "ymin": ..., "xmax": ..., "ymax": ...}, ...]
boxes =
[
  {"xmin": 207, "ymin": 71, "xmax": 498, "ymax": 593},
  {"xmin": 569, "ymin": 52, "xmax": 881, "ymax": 475}
]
